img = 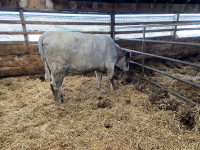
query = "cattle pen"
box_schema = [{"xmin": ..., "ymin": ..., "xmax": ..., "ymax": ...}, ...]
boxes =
[{"xmin": 0, "ymin": 1, "xmax": 200, "ymax": 150}]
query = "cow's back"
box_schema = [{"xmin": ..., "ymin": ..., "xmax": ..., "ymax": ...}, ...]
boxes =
[{"xmin": 42, "ymin": 32, "xmax": 117, "ymax": 72}]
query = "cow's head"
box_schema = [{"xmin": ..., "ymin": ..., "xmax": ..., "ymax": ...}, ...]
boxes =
[{"xmin": 116, "ymin": 52, "xmax": 131, "ymax": 71}]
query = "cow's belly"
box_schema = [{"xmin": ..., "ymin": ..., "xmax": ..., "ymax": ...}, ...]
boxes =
[{"xmin": 68, "ymin": 57, "xmax": 106, "ymax": 73}]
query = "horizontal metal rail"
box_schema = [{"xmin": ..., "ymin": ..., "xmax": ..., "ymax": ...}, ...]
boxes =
[
  {"xmin": 122, "ymin": 38, "xmax": 200, "ymax": 46},
  {"xmin": 123, "ymin": 48, "xmax": 200, "ymax": 68},
  {"xmin": 130, "ymin": 61, "xmax": 200, "ymax": 89},
  {"xmin": 115, "ymin": 27, "xmax": 200, "ymax": 34},
  {"xmin": 0, "ymin": 20, "xmax": 110, "ymax": 26},
  {"xmin": 135, "ymin": 73, "xmax": 200, "ymax": 106},
  {"xmin": 0, "ymin": 31, "xmax": 110, "ymax": 35},
  {"xmin": 1, "ymin": 20, "xmax": 200, "ymax": 27},
  {"xmin": 1, "ymin": 28, "xmax": 200, "ymax": 35},
  {"xmin": 115, "ymin": 20, "xmax": 200, "ymax": 27}
]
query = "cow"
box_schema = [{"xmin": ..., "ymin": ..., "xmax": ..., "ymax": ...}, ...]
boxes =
[{"xmin": 39, "ymin": 31, "xmax": 130, "ymax": 104}]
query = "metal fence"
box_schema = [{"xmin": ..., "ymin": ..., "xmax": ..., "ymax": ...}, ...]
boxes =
[
  {"xmin": 121, "ymin": 25, "xmax": 200, "ymax": 106},
  {"xmin": 0, "ymin": 10, "xmax": 199, "ymax": 105}
]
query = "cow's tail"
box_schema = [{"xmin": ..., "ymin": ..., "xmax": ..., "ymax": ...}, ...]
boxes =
[{"xmin": 38, "ymin": 32, "xmax": 51, "ymax": 79}]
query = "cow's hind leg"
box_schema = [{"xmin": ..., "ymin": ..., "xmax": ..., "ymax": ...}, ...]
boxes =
[
  {"xmin": 95, "ymin": 71, "xmax": 102, "ymax": 86},
  {"xmin": 44, "ymin": 61, "xmax": 50, "ymax": 82},
  {"xmin": 50, "ymin": 69, "xmax": 66, "ymax": 104},
  {"xmin": 106, "ymin": 66, "xmax": 115, "ymax": 91}
]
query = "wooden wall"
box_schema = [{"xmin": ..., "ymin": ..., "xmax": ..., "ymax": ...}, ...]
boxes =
[{"xmin": 0, "ymin": 44, "xmax": 44, "ymax": 76}]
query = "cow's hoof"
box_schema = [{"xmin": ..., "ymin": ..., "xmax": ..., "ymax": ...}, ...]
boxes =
[
  {"xmin": 55, "ymin": 99, "xmax": 63, "ymax": 105},
  {"xmin": 110, "ymin": 87, "xmax": 115, "ymax": 91},
  {"xmin": 55, "ymin": 101, "xmax": 62, "ymax": 105}
]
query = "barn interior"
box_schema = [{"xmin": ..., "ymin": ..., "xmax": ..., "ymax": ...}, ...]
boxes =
[{"xmin": 0, "ymin": 0, "xmax": 200, "ymax": 149}]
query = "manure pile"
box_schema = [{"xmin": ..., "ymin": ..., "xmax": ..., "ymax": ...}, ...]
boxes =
[{"xmin": 0, "ymin": 73, "xmax": 200, "ymax": 149}]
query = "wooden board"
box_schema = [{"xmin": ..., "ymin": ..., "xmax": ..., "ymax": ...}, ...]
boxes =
[
  {"xmin": 0, "ymin": 54, "xmax": 44, "ymax": 76},
  {"xmin": 0, "ymin": 44, "xmax": 39, "ymax": 56}
]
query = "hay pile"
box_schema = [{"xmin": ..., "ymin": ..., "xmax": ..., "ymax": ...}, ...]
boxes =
[
  {"xmin": 0, "ymin": 73, "xmax": 200, "ymax": 149},
  {"xmin": 135, "ymin": 55, "xmax": 200, "ymax": 133}
]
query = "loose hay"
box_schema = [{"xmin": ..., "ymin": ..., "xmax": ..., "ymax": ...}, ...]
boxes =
[{"xmin": 0, "ymin": 73, "xmax": 200, "ymax": 150}]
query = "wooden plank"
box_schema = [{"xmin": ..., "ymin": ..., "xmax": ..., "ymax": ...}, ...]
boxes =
[
  {"xmin": 0, "ymin": 54, "xmax": 43, "ymax": 67},
  {"xmin": 0, "ymin": 32, "xmax": 24, "ymax": 35},
  {"xmin": 1, "ymin": 20, "xmax": 200, "ymax": 27},
  {"xmin": 0, "ymin": 41, "xmax": 26, "ymax": 45},
  {"xmin": 19, "ymin": 9, "xmax": 29, "ymax": 55},
  {"xmin": 19, "ymin": 9, "xmax": 28, "ymax": 43},
  {"xmin": 0, "ymin": 44, "xmax": 39, "ymax": 56},
  {"xmin": 0, "ymin": 31, "xmax": 42, "ymax": 35},
  {"xmin": 0, "ymin": 44, "xmax": 28, "ymax": 56},
  {"xmin": 28, "ymin": 45, "xmax": 39, "ymax": 55},
  {"xmin": 0, "ymin": 21, "xmax": 22, "ymax": 24},
  {"xmin": 0, "ymin": 20, "xmax": 110, "ymax": 25},
  {"xmin": 0, "ymin": 66, "xmax": 44, "ymax": 76},
  {"xmin": 0, "ymin": 54, "xmax": 44, "ymax": 76}
]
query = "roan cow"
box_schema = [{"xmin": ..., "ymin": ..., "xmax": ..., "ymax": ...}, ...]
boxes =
[{"xmin": 39, "ymin": 32, "xmax": 130, "ymax": 104}]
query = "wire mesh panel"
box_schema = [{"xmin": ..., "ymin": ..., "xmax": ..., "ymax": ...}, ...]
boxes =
[
  {"xmin": 0, "ymin": 11, "xmax": 24, "ymax": 41},
  {"xmin": 0, "ymin": 24, "xmax": 22, "ymax": 32},
  {"xmin": 23, "ymin": 11, "xmax": 110, "ymax": 41},
  {"xmin": 179, "ymin": 14, "xmax": 200, "ymax": 21},
  {"xmin": 177, "ymin": 13, "xmax": 200, "ymax": 38},
  {"xmin": 115, "ymin": 13, "xmax": 176, "ymax": 39},
  {"xmin": 0, "ymin": 11, "xmax": 21, "ymax": 21},
  {"xmin": 0, "ymin": 35, "xmax": 24, "ymax": 42},
  {"xmin": 115, "ymin": 14, "xmax": 176, "ymax": 23},
  {"xmin": 116, "ymin": 32, "xmax": 173, "ymax": 39},
  {"xmin": 24, "ymin": 12, "xmax": 110, "ymax": 23},
  {"xmin": 26, "ymin": 24, "xmax": 110, "ymax": 32}
]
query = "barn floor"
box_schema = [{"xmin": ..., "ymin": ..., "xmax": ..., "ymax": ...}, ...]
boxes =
[{"xmin": 0, "ymin": 72, "xmax": 200, "ymax": 149}]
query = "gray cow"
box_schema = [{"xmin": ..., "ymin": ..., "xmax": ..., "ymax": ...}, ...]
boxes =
[{"xmin": 39, "ymin": 32, "xmax": 130, "ymax": 104}]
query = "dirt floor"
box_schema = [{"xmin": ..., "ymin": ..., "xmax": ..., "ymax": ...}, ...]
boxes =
[{"xmin": 0, "ymin": 69, "xmax": 200, "ymax": 149}]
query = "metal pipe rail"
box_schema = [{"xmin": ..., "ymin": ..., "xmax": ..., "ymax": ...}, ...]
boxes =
[
  {"xmin": 134, "ymin": 73, "xmax": 200, "ymax": 106},
  {"xmin": 130, "ymin": 61, "xmax": 200, "ymax": 106},
  {"xmin": 130, "ymin": 61, "xmax": 200, "ymax": 89},
  {"xmin": 115, "ymin": 28, "xmax": 200, "ymax": 34},
  {"xmin": 122, "ymin": 48, "xmax": 200, "ymax": 68},
  {"xmin": 115, "ymin": 20, "xmax": 200, "ymax": 27},
  {"xmin": 122, "ymin": 38, "xmax": 200, "ymax": 46}
]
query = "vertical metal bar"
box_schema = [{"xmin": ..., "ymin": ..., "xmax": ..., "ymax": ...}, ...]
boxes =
[
  {"xmin": 110, "ymin": 12, "xmax": 115, "ymax": 39},
  {"xmin": 19, "ymin": 9, "xmax": 29, "ymax": 52},
  {"xmin": 173, "ymin": 13, "xmax": 180, "ymax": 40},
  {"xmin": 142, "ymin": 27, "xmax": 146, "ymax": 75}
]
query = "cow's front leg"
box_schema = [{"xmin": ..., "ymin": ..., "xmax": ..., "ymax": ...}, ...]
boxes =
[
  {"xmin": 51, "ymin": 71, "xmax": 65, "ymax": 104},
  {"xmin": 107, "ymin": 67, "xmax": 115, "ymax": 91},
  {"xmin": 51, "ymin": 84, "xmax": 62, "ymax": 104},
  {"xmin": 95, "ymin": 71, "xmax": 102, "ymax": 87}
]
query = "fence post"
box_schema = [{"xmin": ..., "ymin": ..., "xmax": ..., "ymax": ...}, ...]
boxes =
[
  {"xmin": 142, "ymin": 27, "xmax": 146, "ymax": 75},
  {"xmin": 173, "ymin": 13, "xmax": 180, "ymax": 40},
  {"xmin": 19, "ymin": 9, "xmax": 29, "ymax": 53},
  {"xmin": 110, "ymin": 12, "xmax": 115, "ymax": 39}
]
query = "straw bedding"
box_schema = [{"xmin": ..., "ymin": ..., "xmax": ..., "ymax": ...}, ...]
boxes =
[{"xmin": 0, "ymin": 70, "xmax": 200, "ymax": 149}]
